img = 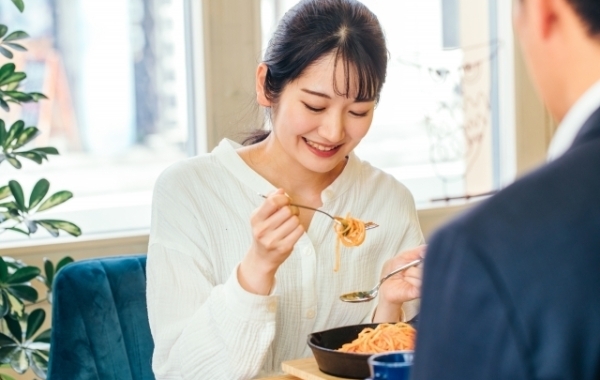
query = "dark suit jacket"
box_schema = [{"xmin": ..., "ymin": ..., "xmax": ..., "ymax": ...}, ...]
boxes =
[{"xmin": 412, "ymin": 106, "xmax": 600, "ymax": 380}]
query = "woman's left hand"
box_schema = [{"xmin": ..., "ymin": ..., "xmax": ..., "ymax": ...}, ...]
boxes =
[{"xmin": 374, "ymin": 245, "xmax": 426, "ymax": 321}]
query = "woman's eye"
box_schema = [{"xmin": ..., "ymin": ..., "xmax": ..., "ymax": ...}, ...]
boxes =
[
  {"xmin": 350, "ymin": 110, "xmax": 369, "ymax": 117},
  {"xmin": 303, "ymin": 102, "xmax": 325, "ymax": 112}
]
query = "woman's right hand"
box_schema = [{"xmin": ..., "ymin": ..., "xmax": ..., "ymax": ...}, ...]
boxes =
[{"xmin": 238, "ymin": 189, "xmax": 304, "ymax": 295}]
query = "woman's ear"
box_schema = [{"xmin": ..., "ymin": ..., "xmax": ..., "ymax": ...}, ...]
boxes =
[{"xmin": 256, "ymin": 63, "xmax": 271, "ymax": 107}]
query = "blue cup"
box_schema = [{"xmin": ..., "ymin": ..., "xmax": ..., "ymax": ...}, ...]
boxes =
[{"xmin": 366, "ymin": 350, "xmax": 414, "ymax": 380}]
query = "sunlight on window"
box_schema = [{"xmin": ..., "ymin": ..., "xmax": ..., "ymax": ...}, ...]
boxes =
[{"xmin": 0, "ymin": 0, "xmax": 190, "ymax": 242}]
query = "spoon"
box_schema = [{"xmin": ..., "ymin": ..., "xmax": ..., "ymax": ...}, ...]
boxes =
[{"xmin": 339, "ymin": 258, "xmax": 423, "ymax": 303}]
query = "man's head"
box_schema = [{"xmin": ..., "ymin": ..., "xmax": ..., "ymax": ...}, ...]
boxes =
[{"xmin": 513, "ymin": 0, "xmax": 600, "ymax": 121}]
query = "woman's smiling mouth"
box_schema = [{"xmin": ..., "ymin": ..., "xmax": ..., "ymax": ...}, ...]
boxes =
[{"xmin": 303, "ymin": 137, "xmax": 342, "ymax": 157}]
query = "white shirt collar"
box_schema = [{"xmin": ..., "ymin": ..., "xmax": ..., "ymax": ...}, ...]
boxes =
[
  {"xmin": 547, "ymin": 79, "xmax": 600, "ymax": 161},
  {"xmin": 212, "ymin": 138, "xmax": 361, "ymax": 203}
]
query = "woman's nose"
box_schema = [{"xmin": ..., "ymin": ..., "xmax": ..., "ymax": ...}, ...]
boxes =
[{"xmin": 318, "ymin": 113, "xmax": 345, "ymax": 143}]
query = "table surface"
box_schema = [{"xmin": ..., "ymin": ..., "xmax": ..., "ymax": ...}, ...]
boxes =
[{"xmin": 258, "ymin": 357, "xmax": 355, "ymax": 380}]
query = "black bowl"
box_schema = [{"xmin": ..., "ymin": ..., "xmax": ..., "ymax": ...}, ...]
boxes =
[{"xmin": 307, "ymin": 320, "xmax": 416, "ymax": 379}]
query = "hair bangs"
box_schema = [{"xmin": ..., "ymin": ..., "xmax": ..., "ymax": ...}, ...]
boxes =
[{"xmin": 331, "ymin": 45, "xmax": 383, "ymax": 103}]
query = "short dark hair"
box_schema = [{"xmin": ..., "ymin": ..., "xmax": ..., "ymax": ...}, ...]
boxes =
[
  {"xmin": 566, "ymin": 0, "xmax": 600, "ymax": 36},
  {"xmin": 242, "ymin": 0, "xmax": 387, "ymax": 145}
]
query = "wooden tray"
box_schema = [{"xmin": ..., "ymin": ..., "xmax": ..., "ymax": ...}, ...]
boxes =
[{"xmin": 281, "ymin": 357, "xmax": 355, "ymax": 380}]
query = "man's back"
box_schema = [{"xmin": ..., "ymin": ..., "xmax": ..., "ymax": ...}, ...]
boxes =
[{"xmin": 412, "ymin": 109, "xmax": 600, "ymax": 379}]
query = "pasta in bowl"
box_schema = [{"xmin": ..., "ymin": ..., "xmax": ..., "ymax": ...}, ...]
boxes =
[{"xmin": 307, "ymin": 321, "xmax": 417, "ymax": 379}]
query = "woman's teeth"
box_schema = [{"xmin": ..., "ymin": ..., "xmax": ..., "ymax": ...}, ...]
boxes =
[{"xmin": 305, "ymin": 139, "xmax": 338, "ymax": 151}]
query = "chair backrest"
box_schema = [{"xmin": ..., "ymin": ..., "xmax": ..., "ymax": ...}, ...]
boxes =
[{"xmin": 47, "ymin": 254, "xmax": 155, "ymax": 380}]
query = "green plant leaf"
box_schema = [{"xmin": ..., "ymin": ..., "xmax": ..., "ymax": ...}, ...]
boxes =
[
  {"xmin": 0, "ymin": 63, "xmax": 15, "ymax": 83},
  {"xmin": 25, "ymin": 309, "xmax": 45, "ymax": 340},
  {"xmin": 55, "ymin": 256, "xmax": 74, "ymax": 273},
  {"xmin": 0, "ymin": 47, "xmax": 12, "ymax": 59},
  {"xmin": 0, "ymin": 119, "xmax": 6, "ymax": 143},
  {"xmin": 7, "ymin": 266, "xmax": 40, "ymax": 284},
  {"xmin": 36, "ymin": 220, "xmax": 81, "ymax": 237},
  {"xmin": 2, "ymin": 91, "xmax": 32, "ymax": 103},
  {"xmin": 36, "ymin": 191, "xmax": 73, "ymax": 212},
  {"xmin": 5, "ymin": 120, "xmax": 25, "ymax": 148},
  {"xmin": 0, "ymin": 257, "xmax": 7, "ymax": 283},
  {"xmin": 0, "ymin": 72, "xmax": 26, "ymax": 87},
  {"xmin": 32, "ymin": 328, "xmax": 50, "ymax": 343},
  {"xmin": 3, "ymin": 82, "xmax": 18, "ymax": 91},
  {"xmin": 36, "ymin": 221, "xmax": 57, "ymax": 237},
  {"xmin": 10, "ymin": 0, "xmax": 24, "ymax": 12},
  {"xmin": 43, "ymin": 259, "xmax": 54, "ymax": 288},
  {"xmin": 4, "ymin": 316, "xmax": 22, "ymax": 343},
  {"xmin": 32, "ymin": 147, "xmax": 58, "ymax": 155},
  {"xmin": 7, "ymin": 285, "xmax": 37, "ymax": 303},
  {"xmin": 4, "ymin": 291, "xmax": 23, "ymax": 318},
  {"xmin": 24, "ymin": 150, "xmax": 47, "ymax": 161},
  {"xmin": 0, "ymin": 292, "xmax": 8, "ymax": 318},
  {"xmin": 3, "ymin": 43, "xmax": 26, "ymax": 52},
  {"xmin": 4, "ymin": 227, "xmax": 28, "ymax": 236},
  {"xmin": 7, "ymin": 181, "xmax": 25, "ymax": 212},
  {"xmin": 8, "ymin": 348, "xmax": 27, "ymax": 374},
  {"xmin": 14, "ymin": 151, "xmax": 43, "ymax": 164},
  {"xmin": 6, "ymin": 157, "xmax": 21, "ymax": 169},
  {"xmin": 0, "ymin": 186, "xmax": 10, "ymax": 201},
  {"xmin": 0, "ymin": 201, "xmax": 18, "ymax": 211},
  {"xmin": 28, "ymin": 92, "xmax": 47, "ymax": 101},
  {"xmin": 0, "ymin": 99, "xmax": 8, "ymax": 112},
  {"xmin": 0, "ymin": 25, "xmax": 7, "ymax": 39},
  {"xmin": 29, "ymin": 351, "xmax": 47, "ymax": 379},
  {"xmin": 2, "ymin": 31, "xmax": 28, "ymax": 42},
  {"xmin": 28, "ymin": 179, "xmax": 49, "ymax": 211},
  {"xmin": 0, "ymin": 332, "xmax": 16, "ymax": 347},
  {"xmin": 14, "ymin": 126, "xmax": 40, "ymax": 149}
]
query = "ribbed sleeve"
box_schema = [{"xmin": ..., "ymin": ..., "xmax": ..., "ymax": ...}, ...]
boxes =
[{"xmin": 147, "ymin": 248, "xmax": 277, "ymax": 379}]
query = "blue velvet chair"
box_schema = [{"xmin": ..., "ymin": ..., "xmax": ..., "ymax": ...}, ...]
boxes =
[{"xmin": 47, "ymin": 254, "xmax": 155, "ymax": 380}]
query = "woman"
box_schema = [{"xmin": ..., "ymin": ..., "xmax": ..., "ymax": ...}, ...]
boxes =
[{"xmin": 147, "ymin": 0, "xmax": 424, "ymax": 379}]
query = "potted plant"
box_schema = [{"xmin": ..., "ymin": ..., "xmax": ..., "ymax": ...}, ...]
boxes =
[{"xmin": 0, "ymin": 0, "xmax": 81, "ymax": 378}]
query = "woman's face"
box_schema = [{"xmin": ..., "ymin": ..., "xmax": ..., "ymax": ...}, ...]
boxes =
[{"xmin": 259, "ymin": 54, "xmax": 376, "ymax": 174}]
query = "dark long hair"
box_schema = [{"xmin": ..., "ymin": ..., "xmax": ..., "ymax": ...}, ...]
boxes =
[{"xmin": 242, "ymin": 0, "xmax": 388, "ymax": 145}]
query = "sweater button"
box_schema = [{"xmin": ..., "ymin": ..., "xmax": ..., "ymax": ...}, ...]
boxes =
[{"xmin": 306, "ymin": 309, "xmax": 315, "ymax": 319}]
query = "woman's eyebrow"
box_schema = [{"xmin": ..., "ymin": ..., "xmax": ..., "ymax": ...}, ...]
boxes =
[
  {"xmin": 301, "ymin": 88, "xmax": 331, "ymax": 99},
  {"xmin": 301, "ymin": 88, "xmax": 374, "ymax": 103}
]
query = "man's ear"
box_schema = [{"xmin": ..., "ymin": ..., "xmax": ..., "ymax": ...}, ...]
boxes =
[
  {"xmin": 536, "ymin": 0, "xmax": 561, "ymax": 40},
  {"xmin": 256, "ymin": 63, "xmax": 271, "ymax": 107}
]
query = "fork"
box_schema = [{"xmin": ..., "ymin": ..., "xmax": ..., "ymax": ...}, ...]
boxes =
[{"xmin": 258, "ymin": 194, "xmax": 379, "ymax": 230}]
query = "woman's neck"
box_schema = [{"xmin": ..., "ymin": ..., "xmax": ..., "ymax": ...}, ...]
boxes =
[{"xmin": 237, "ymin": 135, "xmax": 346, "ymax": 205}]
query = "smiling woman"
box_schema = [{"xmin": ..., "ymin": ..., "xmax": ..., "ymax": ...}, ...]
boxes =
[{"xmin": 146, "ymin": 1, "xmax": 424, "ymax": 379}]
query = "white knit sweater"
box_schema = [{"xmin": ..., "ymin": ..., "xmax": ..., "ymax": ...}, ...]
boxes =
[{"xmin": 147, "ymin": 139, "xmax": 424, "ymax": 380}]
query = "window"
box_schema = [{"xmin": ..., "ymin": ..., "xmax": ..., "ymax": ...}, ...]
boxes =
[
  {"xmin": 2, "ymin": 0, "xmax": 521, "ymax": 250},
  {"xmin": 262, "ymin": 0, "xmax": 512, "ymax": 207},
  {"xmin": 0, "ymin": 0, "xmax": 192, "ymax": 245}
]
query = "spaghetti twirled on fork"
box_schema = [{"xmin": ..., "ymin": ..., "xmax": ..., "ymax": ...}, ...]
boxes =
[{"xmin": 333, "ymin": 214, "xmax": 367, "ymax": 272}]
